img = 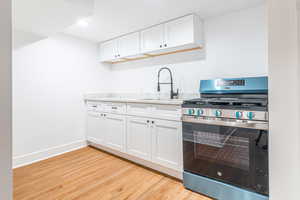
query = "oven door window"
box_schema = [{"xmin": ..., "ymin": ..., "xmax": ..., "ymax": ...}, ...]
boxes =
[
  {"xmin": 193, "ymin": 128, "xmax": 250, "ymax": 171},
  {"xmin": 183, "ymin": 122, "xmax": 268, "ymax": 195}
]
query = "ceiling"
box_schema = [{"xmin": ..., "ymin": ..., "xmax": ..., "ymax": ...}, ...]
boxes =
[
  {"xmin": 14, "ymin": 0, "xmax": 265, "ymax": 43},
  {"xmin": 13, "ymin": 0, "xmax": 94, "ymax": 36}
]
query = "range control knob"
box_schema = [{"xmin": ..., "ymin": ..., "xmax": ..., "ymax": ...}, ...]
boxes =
[
  {"xmin": 236, "ymin": 111, "xmax": 243, "ymax": 119},
  {"xmin": 197, "ymin": 109, "xmax": 204, "ymax": 116},
  {"xmin": 215, "ymin": 110, "xmax": 222, "ymax": 117},
  {"xmin": 247, "ymin": 112, "xmax": 255, "ymax": 120},
  {"xmin": 188, "ymin": 109, "xmax": 195, "ymax": 115}
]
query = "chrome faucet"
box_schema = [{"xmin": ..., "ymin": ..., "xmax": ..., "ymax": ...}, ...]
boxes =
[{"xmin": 157, "ymin": 67, "xmax": 179, "ymax": 99}]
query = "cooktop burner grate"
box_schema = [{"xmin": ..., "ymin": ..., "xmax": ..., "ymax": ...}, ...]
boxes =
[{"xmin": 184, "ymin": 98, "xmax": 268, "ymax": 107}]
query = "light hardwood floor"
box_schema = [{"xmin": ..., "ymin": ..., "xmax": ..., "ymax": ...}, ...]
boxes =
[{"xmin": 14, "ymin": 146, "xmax": 212, "ymax": 200}]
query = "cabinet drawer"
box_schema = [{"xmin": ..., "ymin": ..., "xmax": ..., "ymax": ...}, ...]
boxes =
[
  {"xmin": 86, "ymin": 102, "xmax": 104, "ymax": 112},
  {"xmin": 152, "ymin": 105, "xmax": 182, "ymax": 120},
  {"xmin": 127, "ymin": 103, "xmax": 152, "ymax": 116},
  {"xmin": 103, "ymin": 103, "xmax": 127, "ymax": 114},
  {"xmin": 87, "ymin": 112, "xmax": 101, "ymax": 118}
]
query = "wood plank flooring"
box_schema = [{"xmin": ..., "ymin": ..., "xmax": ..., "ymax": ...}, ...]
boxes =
[{"xmin": 14, "ymin": 146, "xmax": 212, "ymax": 200}]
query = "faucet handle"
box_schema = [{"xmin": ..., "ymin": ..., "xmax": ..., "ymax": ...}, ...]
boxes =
[{"xmin": 174, "ymin": 88, "xmax": 179, "ymax": 99}]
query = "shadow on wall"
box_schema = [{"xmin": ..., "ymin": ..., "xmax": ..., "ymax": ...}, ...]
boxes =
[
  {"xmin": 110, "ymin": 49, "xmax": 206, "ymax": 71},
  {"xmin": 13, "ymin": 30, "xmax": 47, "ymax": 50}
]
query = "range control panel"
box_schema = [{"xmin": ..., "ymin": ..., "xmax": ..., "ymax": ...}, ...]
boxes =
[{"xmin": 182, "ymin": 108, "xmax": 268, "ymax": 121}]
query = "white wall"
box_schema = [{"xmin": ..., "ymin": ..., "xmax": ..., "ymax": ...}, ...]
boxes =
[
  {"xmin": 108, "ymin": 5, "xmax": 267, "ymax": 94},
  {"xmin": 268, "ymin": 0, "xmax": 300, "ymax": 199},
  {"xmin": 13, "ymin": 30, "xmax": 47, "ymax": 50},
  {"xmin": 0, "ymin": 0, "xmax": 12, "ymax": 199},
  {"xmin": 12, "ymin": 5, "xmax": 268, "ymax": 169},
  {"xmin": 12, "ymin": 34, "xmax": 111, "ymax": 167}
]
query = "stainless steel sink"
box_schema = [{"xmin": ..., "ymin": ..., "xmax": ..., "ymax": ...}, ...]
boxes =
[
  {"xmin": 141, "ymin": 98, "xmax": 183, "ymax": 101},
  {"xmin": 141, "ymin": 98, "xmax": 161, "ymax": 100}
]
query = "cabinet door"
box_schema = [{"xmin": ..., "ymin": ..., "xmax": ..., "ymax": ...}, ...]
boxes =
[
  {"xmin": 86, "ymin": 113, "xmax": 106, "ymax": 145},
  {"xmin": 126, "ymin": 116, "xmax": 151, "ymax": 161},
  {"xmin": 140, "ymin": 24, "xmax": 165, "ymax": 53},
  {"xmin": 151, "ymin": 119, "xmax": 182, "ymax": 171},
  {"xmin": 104, "ymin": 114, "xmax": 126, "ymax": 152},
  {"xmin": 164, "ymin": 15, "xmax": 195, "ymax": 48},
  {"xmin": 118, "ymin": 32, "xmax": 140, "ymax": 58},
  {"xmin": 100, "ymin": 40, "xmax": 117, "ymax": 61}
]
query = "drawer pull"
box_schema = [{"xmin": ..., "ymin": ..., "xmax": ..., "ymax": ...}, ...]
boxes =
[{"xmin": 112, "ymin": 107, "xmax": 118, "ymax": 110}]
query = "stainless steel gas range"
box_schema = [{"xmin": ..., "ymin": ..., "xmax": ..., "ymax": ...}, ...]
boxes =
[{"xmin": 182, "ymin": 77, "xmax": 269, "ymax": 200}]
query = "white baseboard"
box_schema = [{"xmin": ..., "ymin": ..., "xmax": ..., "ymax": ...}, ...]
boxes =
[
  {"xmin": 13, "ymin": 140, "xmax": 183, "ymax": 180},
  {"xmin": 13, "ymin": 140, "xmax": 87, "ymax": 169}
]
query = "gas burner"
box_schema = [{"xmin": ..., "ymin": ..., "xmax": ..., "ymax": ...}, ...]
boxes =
[{"xmin": 184, "ymin": 97, "xmax": 268, "ymax": 108}]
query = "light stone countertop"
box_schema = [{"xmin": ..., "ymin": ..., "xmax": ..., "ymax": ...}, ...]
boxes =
[
  {"xmin": 84, "ymin": 97, "xmax": 185, "ymax": 105},
  {"xmin": 84, "ymin": 93, "xmax": 199, "ymax": 106}
]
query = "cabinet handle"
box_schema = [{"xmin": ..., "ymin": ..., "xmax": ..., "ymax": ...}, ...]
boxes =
[
  {"xmin": 118, "ymin": 54, "xmax": 120, "ymax": 57},
  {"xmin": 111, "ymin": 106, "xmax": 118, "ymax": 110},
  {"xmin": 152, "ymin": 121, "xmax": 155, "ymax": 124},
  {"xmin": 164, "ymin": 44, "xmax": 167, "ymax": 47},
  {"xmin": 160, "ymin": 45, "xmax": 162, "ymax": 48},
  {"xmin": 147, "ymin": 120, "xmax": 150, "ymax": 123}
]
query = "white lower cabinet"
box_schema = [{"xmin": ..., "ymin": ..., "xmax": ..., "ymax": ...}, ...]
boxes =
[
  {"xmin": 151, "ymin": 119, "xmax": 182, "ymax": 171},
  {"xmin": 104, "ymin": 113, "xmax": 126, "ymax": 152},
  {"xmin": 126, "ymin": 116, "xmax": 152, "ymax": 161},
  {"xmin": 87, "ymin": 112, "xmax": 126, "ymax": 152},
  {"xmin": 86, "ymin": 112, "xmax": 106, "ymax": 145},
  {"xmin": 126, "ymin": 116, "xmax": 182, "ymax": 171},
  {"xmin": 86, "ymin": 101, "xmax": 183, "ymax": 178}
]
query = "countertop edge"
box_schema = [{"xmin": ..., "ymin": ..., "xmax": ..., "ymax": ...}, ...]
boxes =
[{"xmin": 84, "ymin": 98, "xmax": 184, "ymax": 106}]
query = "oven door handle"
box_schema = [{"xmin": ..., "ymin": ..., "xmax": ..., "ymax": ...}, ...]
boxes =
[{"xmin": 182, "ymin": 116, "xmax": 268, "ymax": 130}]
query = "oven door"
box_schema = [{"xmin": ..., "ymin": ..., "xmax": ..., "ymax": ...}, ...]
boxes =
[{"xmin": 182, "ymin": 118, "xmax": 268, "ymax": 195}]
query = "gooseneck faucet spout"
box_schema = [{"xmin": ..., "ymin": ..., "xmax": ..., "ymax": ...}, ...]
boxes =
[{"xmin": 157, "ymin": 67, "xmax": 179, "ymax": 99}]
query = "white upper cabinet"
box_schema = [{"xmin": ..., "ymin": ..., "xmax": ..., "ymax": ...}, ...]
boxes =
[
  {"xmin": 164, "ymin": 15, "xmax": 197, "ymax": 49},
  {"xmin": 100, "ymin": 40, "xmax": 117, "ymax": 62},
  {"xmin": 100, "ymin": 32, "xmax": 140, "ymax": 62},
  {"xmin": 99, "ymin": 14, "xmax": 203, "ymax": 63},
  {"xmin": 140, "ymin": 24, "xmax": 165, "ymax": 53},
  {"xmin": 141, "ymin": 14, "xmax": 203, "ymax": 53},
  {"xmin": 118, "ymin": 32, "xmax": 140, "ymax": 58}
]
